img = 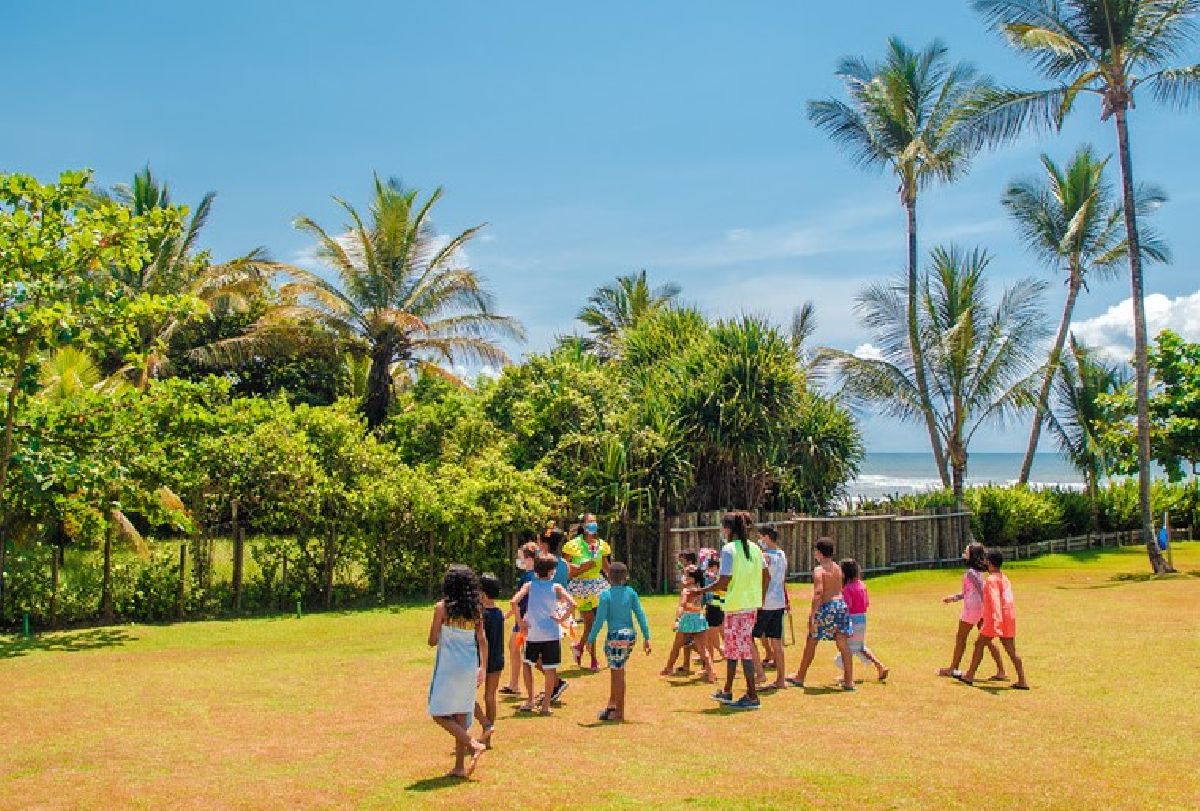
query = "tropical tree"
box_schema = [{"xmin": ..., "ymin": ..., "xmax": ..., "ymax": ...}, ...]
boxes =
[
  {"xmin": 108, "ymin": 167, "xmax": 278, "ymax": 390},
  {"xmin": 1046, "ymin": 336, "xmax": 1128, "ymax": 522},
  {"xmin": 968, "ymin": 0, "xmax": 1198, "ymax": 571},
  {"xmin": 808, "ymin": 38, "xmax": 994, "ymax": 487},
  {"xmin": 1004, "ymin": 145, "xmax": 1168, "ymax": 483},
  {"xmin": 250, "ymin": 176, "xmax": 523, "ymax": 429},
  {"xmin": 823, "ymin": 246, "xmax": 1049, "ymax": 504},
  {"xmin": 577, "ymin": 269, "xmax": 681, "ymax": 359}
]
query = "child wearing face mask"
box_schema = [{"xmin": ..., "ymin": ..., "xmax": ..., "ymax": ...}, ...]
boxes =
[{"xmin": 501, "ymin": 541, "xmax": 540, "ymax": 696}]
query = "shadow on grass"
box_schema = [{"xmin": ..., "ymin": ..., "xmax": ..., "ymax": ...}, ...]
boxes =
[
  {"xmin": 0, "ymin": 627, "xmax": 135, "ymax": 660},
  {"xmin": 405, "ymin": 775, "xmax": 466, "ymax": 792},
  {"xmin": 1058, "ymin": 570, "xmax": 1199, "ymax": 590}
]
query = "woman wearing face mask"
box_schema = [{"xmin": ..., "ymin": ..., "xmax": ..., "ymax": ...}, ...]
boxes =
[
  {"xmin": 561, "ymin": 514, "xmax": 612, "ymax": 671},
  {"xmin": 501, "ymin": 541, "xmax": 540, "ymax": 695}
]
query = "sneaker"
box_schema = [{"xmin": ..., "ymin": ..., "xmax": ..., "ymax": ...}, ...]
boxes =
[
  {"xmin": 730, "ymin": 696, "xmax": 761, "ymax": 710},
  {"xmin": 551, "ymin": 679, "xmax": 569, "ymax": 703},
  {"xmin": 711, "ymin": 690, "xmax": 734, "ymax": 704}
]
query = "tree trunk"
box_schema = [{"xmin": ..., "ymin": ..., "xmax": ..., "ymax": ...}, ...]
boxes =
[
  {"xmin": 0, "ymin": 339, "xmax": 31, "ymax": 616},
  {"xmin": 231, "ymin": 498, "xmax": 244, "ymax": 611},
  {"xmin": 50, "ymin": 544, "xmax": 60, "ymax": 629},
  {"xmin": 363, "ymin": 345, "xmax": 394, "ymax": 431},
  {"xmin": 176, "ymin": 540, "xmax": 188, "ymax": 620},
  {"xmin": 101, "ymin": 519, "xmax": 115, "ymax": 625},
  {"xmin": 323, "ymin": 524, "xmax": 337, "ymax": 609},
  {"xmin": 906, "ymin": 197, "xmax": 950, "ymax": 487},
  {"xmin": 1113, "ymin": 106, "xmax": 1171, "ymax": 574},
  {"xmin": 951, "ymin": 462, "xmax": 965, "ymax": 510},
  {"xmin": 377, "ymin": 530, "xmax": 386, "ymax": 602},
  {"xmin": 1020, "ymin": 272, "xmax": 1083, "ymax": 484}
]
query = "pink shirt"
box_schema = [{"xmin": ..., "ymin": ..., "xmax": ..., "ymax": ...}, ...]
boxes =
[
  {"xmin": 960, "ymin": 569, "xmax": 985, "ymax": 624},
  {"xmin": 842, "ymin": 579, "xmax": 869, "ymax": 615}
]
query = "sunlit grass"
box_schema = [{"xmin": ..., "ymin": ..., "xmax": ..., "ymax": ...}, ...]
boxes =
[{"xmin": 2, "ymin": 543, "xmax": 1197, "ymax": 810}]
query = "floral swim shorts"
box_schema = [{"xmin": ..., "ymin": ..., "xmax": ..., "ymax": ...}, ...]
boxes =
[
  {"xmin": 811, "ymin": 597, "xmax": 854, "ymax": 641},
  {"xmin": 569, "ymin": 577, "xmax": 609, "ymax": 612},
  {"xmin": 723, "ymin": 610, "xmax": 757, "ymax": 660},
  {"xmin": 604, "ymin": 628, "xmax": 636, "ymax": 670}
]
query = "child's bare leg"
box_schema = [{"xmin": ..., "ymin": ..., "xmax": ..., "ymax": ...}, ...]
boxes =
[
  {"xmin": 485, "ymin": 672, "xmax": 500, "ymax": 726},
  {"xmin": 770, "ymin": 638, "xmax": 787, "ymax": 687},
  {"xmin": 960, "ymin": 636, "xmax": 988, "ymax": 682},
  {"xmin": 752, "ymin": 639, "xmax": 766, "ymax": 684},
  {"xmin": 723, "ymin": 658, "xmax": 737, "ymax": 694},
  {"xmin": 541, "ymin": 670, "xmax": 557, "ymax": 714},
  {"xmin": 579, "ymin": 609, "xmax": 598, "ymax": 666},
  {"xmin": 699, "ymin": 642, "xmax": 714, "ymax": 682},
  {"xmin": 985, "ymin": 637, "xmax": 1009, "ymax": 680},
  {"xmin": 791, "ymin": 636, "xmax": 818, "ymax": 685},
  {"xmin": 519, "ymin": 661, "xmax": 534, "ymax": 710},
  {"xmin": 860, "ymin": 645, "xmax": 888, "ymax": 679},
  {"xmin": 940, "ymin": 620, "xmax": 972, "ymax": 675},
  {"xmin": 661, "ymin": 633, "xmax": 684, "ymax": 675},
  {"xmin": 1000, "ymin": 637, "xmax": 1028, "ymax": 688},
  {"xmin": 505, "ymin": 634, "xmax": 522, "ymax": 690},
  {"xmin": 834, "ymin": 633, "xmax": 854, "ymax": 688},
  {"xmin": 613, "ymin": 668, "xmax": 627, "ymax": 720},
  {"xmin": 433, "ymin": 715, "xmax": 481, "ymax": 777}
]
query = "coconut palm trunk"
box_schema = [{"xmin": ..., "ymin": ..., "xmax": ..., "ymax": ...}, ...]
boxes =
[
  {"xmin": 364, "ymin": 343, "xmax": 396, "ymax": 430},
  {"xmin": 1112, "ymin": 107, "xmax": 1170, "ymax": 574},
  {"xmin": 907, "ymin": 196, "xmax": 951, "ymax": 486},
  {"xmin": 1019, "ymin": 273, "xmax": 1082, "ymax": 484}
]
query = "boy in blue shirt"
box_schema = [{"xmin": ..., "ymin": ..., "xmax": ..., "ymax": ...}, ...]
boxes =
[{"xmin": 587, "ymin": 562, "xmax": 651, "ymax": 722}]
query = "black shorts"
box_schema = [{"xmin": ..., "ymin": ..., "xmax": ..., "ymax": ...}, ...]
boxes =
[
  {"xmin": 753, "ymin": 608, "xmax": 785, "ymax": 640},
  {"xmin": 522, "ymin": 639, "xmax": 562, "ymax": 669},
  {"xmin": 705, "ymin": 605, "xmax": 725, "ymax": 627}
]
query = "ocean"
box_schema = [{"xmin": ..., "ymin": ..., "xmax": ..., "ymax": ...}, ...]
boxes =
[{"xmin": 847, "ymin": 452, "xmax": 1084, "ymax": 500}]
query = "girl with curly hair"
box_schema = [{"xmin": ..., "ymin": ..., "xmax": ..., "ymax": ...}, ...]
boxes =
[{"xmin": 427, "ymin": 564, "xmax": 488, "ymax": 778}]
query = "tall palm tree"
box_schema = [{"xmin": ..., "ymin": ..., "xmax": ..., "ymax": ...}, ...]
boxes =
[
  {"xmin": 110, "ymin": 167, "xmax": 276, "ymax": 389},
  {"xmin": 968, "ymin": 0, "xmax": 1197, "ymax": 571},
  {"xmin": 822, "ymin": 246, "xmax": 1049, "ymax": 504},
  {"xmin": 808, "ymin": 38, "xmax": 995, "ymax": 488},
  {"xmin": 1047, "ymin": 336, "xmax": 1129, "ymax": 523},
  {"xmin": 577, "ymin": 270, "xmax": 680, "ymax": 359},
  {"xmin": 1004, "ymin": 145, "xmax": 1168, "ymax": 483},
  {"xmin": 260, "ymin": 175, "xmax": 523, "ymax": 429}
]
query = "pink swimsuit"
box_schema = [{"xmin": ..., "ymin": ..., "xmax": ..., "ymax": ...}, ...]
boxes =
[{"xmin": 960, "ymin": 569, "xmax": 985, "ymax": 625}]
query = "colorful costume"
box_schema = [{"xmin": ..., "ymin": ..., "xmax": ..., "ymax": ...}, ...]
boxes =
[{"xmin": 562, "ymin": 536, "xmax": 611, "ymax": 612}]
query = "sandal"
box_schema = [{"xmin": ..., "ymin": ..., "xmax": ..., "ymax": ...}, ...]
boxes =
[
  {"xmin": 597, "ymin": 707, "xmax": 616, "ymax": 721},
  {"xmin": 953, "ymin": 673, "xmax": 974, "ymax": 687},
  {"xmin": 499, "ymin": 686, "xmax": 519, "ymax": 695},
  {"xmin": 1012, "ymin": 683, "xmax": 1031, "ymax": 690},
  {"xmin": 785, "ymin": 677, "xmax": 804, "ymax": 688}
]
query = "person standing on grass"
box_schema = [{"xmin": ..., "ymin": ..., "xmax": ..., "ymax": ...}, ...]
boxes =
[
  {"xmin": 501, "ymin": 542, "xmax": 540, "ymax": 697},
  {"xmin": 562, "ymin": 514, "xmax": 611, "ymax": 672},
  {"xmin": 753, "ymin": 527, "xmax": 788, "ymax": 690},
  {"xmin": 835, "ymin": 559, "xmax": 888, "ymax": 682},
  {"xmin": 587, "ymin": 561, "xmax": 653, "ymax": 721},
  {"xmin": 661, "ymin": 565, "xmax": 714, "ymax": 682},
  {"xmin": 938, "ymin": 542, "xmax": 1008, "ymax": 682},
  {"xmin": 702, "ymin": 556, "xmax": 725, "ymax": 663},
  {"xmin": 512, "ymin": 554, "xmax": 577, "ymax": 715},
  {"xmin": 698, "ymin": 511, "xmax": 768, "ymax": 710},
  {"xmin": 538, "ymin": 526, "xmax": 574, "ymax": 702},
  {"xmin": 788, "ymin": 538, "xmax": 855, "ymax": 691},
  {"xmin": 956, "ymin": 551, "xmax": 1029, "ymax": 690},
  {"xmin": 427, "ymin": 564, "xmax": 488, "ymax": 778},
  {"xmin": 473, "ymin": 573, "xmax": 505, "ymax": 747}
]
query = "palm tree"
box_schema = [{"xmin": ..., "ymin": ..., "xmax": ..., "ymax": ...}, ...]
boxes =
[
  {"xmin": 1047, "ymin": 336, "xmax": 1129, "ymax": 524},
  {"xmin": 822, "ymin": 246, "xmax": 1049, "ymax": 504},
  {"xmin": 110, "ymin": 167, "xmax": 276, "ymax": 390},
  {"xmin": 261, "ymin": 175, "xmax": 523, "ymax": 429},
  {"xmin": 808, "ymin": 38, "xmax": 994, "ymax": 488},
  {"xmin": 577, "ymin": 270, "xmax": 681, "ymax": 359},
  {"xmin": 1004, "ymin": 145, "xmax": 1168, "ymax": 483},
  {"xmin": 967, "ymin": 0, "xmax": 1197, "ymax": 571}
]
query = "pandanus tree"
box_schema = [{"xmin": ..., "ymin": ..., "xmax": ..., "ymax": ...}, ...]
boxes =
[
  {"xmin": 807, "ymin": 38, "xmax": 994, "ymax": 488},
  {"xmin": 822, "ymin": 247, "xmax": 1049, "ymax": 504},
  {"xmin": 967, "ymin": 0, "xmax": 1198, "ymax": 570},
  {"xmin": 577, "ymin": 269, "xmax": 681, "ymax": 359},
  {"xmin": 1004, "ymin": 145, "xmax": 1168, "ymax": 484},
  {"xmin": 248, "ymin": 176, "xmax": 524, "ymax": 429}
]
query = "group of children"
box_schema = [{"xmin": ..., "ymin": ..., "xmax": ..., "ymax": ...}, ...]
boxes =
[{"xmin": 426, "ymin": 514, "xmax": 1029, "ymax": 778}]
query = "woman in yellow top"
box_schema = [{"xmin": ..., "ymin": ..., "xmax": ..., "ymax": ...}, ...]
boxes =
[{"xmin": 561, "ymin": 513, "xmax": 611, "ymax": 672}]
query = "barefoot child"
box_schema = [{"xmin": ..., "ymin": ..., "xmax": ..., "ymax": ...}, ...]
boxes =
[
  {"xmin": 588, "ymin": 562, "xmax": 652, "ymax": 721},
  {"xmin": 787, "ymin": 538, "xmax": 855, "ymax": 691},
  {"xmin": 753, "ymin": 527, "xmax": 788, "ymax": 690},
  {"xmin": 957, "ymin": 551, "xmax": 1029, "ymax": 690},
  {"xmin": 661, "ymin": 566, "xmax": 713, "ymax": 682},
  {"xmin": 703, "ymin": 556, "xmax": 725, "ymax": 663},
  {"xmin": 938, "ymin": 542, "xmax": 1008, "ymax": 682},
  {"xmin": 835, "ymin": 559, "xmax": 888, "ymax": 682},
  {"xmin": 427, "ymin": 564, "xmax": 488, "ymax": 778},
  {"xmin": 473, "ymin": 573, "xmax": 505, "ymax": 746},
  {"xmin": 512, "ymin": 554, "xmax": 577, "ymax": 715},
  {"xmin": 501, "ymin": 542, "xmax": 539, "ymax": 696}
]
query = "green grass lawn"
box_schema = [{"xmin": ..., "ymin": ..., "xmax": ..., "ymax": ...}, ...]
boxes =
[{"xmin": 3, "ymin": 544, "xmax": 1198, "ymax": 810}]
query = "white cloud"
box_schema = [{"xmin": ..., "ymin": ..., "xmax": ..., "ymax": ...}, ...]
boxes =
[
  {"xmin": 853, "ymin": 342, "xmax": 884, "ymax": 361},
  {"xmin": 1071, "ymin": 289, "xmax": 1200, "ymax": 362}
]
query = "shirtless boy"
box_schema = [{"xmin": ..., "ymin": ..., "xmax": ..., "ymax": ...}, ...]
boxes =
[{"xmin": 787, "ymin": 538, "xmax": 856, "ymax": 691}]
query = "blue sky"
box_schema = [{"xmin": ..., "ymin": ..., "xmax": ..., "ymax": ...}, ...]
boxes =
[{"xmin": 4, "ymin": 1, "xmax": 1197, "ymax": 452}]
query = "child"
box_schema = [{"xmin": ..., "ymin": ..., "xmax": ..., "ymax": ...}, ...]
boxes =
[
  {"xmin": 511, "ymin": 554, "xmax": 577, "ymax": 715},
  {"xmin": 675, "ymin": 549, "xmax": 699, "ymax": 670},
  {"xmin": 835, "ymin": 559, "xmax": 888, "ymax": 681},
  {"xmin": 787, "ymin": 538, "xmax": 855, "ymax": 692},
  {"xmin": 957, "ymin": 552, "xmax": 1030, "ymax": 689},
  {"xmin": 501, "ymin": 542, "xmax": 540, "ymax": 696},
  {"xmin": 473, "ymin": 572, "xmax": 505, "ymax": 747},
  {"xmin": 588, "ymin": 561, "xmax": 652, "ymax": 721},
  {"xmin": 703, "ymin": 556, "xmax": 725, "ymax": 663},
  {"xmin": 753, "ymin": 527, "xmax": 788, "ymax": 690},
  {"xmin": 661, "ymin": 566, "xmax": 713, "ymax": 682},
  {"xmin": 427, "ymin": 564, "xmax": 488, "ymax": 778},
  {"xmin": 938, "ymin": 542, "xmax": 1008, "ymax": 681}
]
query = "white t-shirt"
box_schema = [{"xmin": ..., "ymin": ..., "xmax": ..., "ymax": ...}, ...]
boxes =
[{"xmin": 762, "ymin": 547, "xmax": 788, "ymax": 610}]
